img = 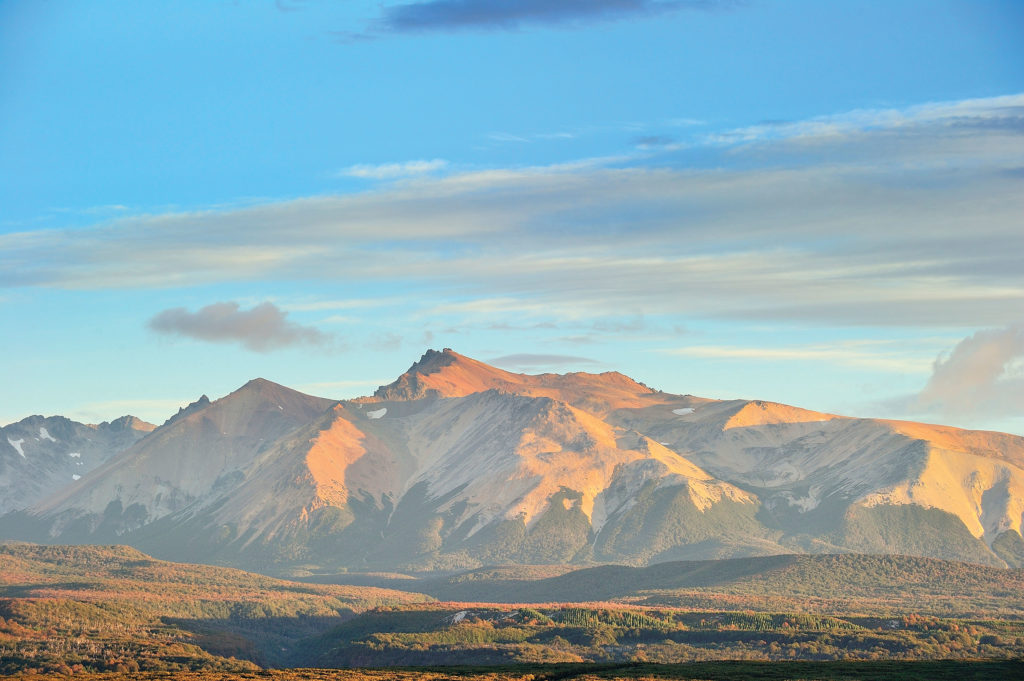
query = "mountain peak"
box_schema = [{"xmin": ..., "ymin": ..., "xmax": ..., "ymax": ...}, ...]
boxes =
[
  {"xmin": 162, "ymin": 394, "xmax": 211, "ymax": 426},
  {"xmin": 216, "ymin": 377, "xmax": 337, "ymax": 414},
  {"xmin": 405, "ymin": 348, "xmax": 459, "ymax": 375},
  {"xmin": 103, "ymin": 415, "xmax": 157, "ymax": 433},
  {"xmin": 233, "ymin": 377, "xmax": 299, "ymax": 397},
  {"xmin": 722, "ymin": 400, "xmax": 840, "ymax": 430},
  {"xmin": 241, "ymin": 376, "xmax": 280, "ymax": 390},
  {"xmin": 374, "ymin": 348, "xmax": 519, "ymax": 401},
  {"xmin": 371, "ymin": 349, "xmax": 658, "ymax": 415}
]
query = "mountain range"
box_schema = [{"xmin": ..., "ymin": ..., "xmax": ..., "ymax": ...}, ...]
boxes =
[
  {"xmin": 2, "ymin": 348, "xmax": 1023, "ymax": 572},
  {"xmin": 1, "ymin": 414, "xmax": 153, "ymax": 515}
]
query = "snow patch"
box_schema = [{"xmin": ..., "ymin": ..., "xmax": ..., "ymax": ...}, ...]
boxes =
[
  {"xmin": 68, "ymin": 452, "xmax": 81, "ymax": 458},
  {"xmin": 367, "ymin": 407, "xmax": 387, "ymax": 419},
  {"xmin": 781, "ymin": 490, "xmax": 821, "ymax": 512},
  {"xmin": 39, "ymin": 427, "xmax": 57, "ymax": 442},
  {"xmin": 277, "ymin": 405, "xmax": 283, "ymax": 410},
  {"xmin": 72, "ymin": 474, "xmax": 81, "ymax": 481},
  {"xmin": 7, "ymin": 438, "xmax": 25, "ymax": 458},
  {"xmin": 672, "ymin": 408, "xmax": 695, "ymax": 415}
]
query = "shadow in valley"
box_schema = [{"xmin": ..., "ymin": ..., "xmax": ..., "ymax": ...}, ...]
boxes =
[
  {"xmin": 296, "ymin": 554, "xmax": 805, "ymax": 603},
  {"xmin": 162, "ymin": 613, "xmax": 352, "ymax": 668}
]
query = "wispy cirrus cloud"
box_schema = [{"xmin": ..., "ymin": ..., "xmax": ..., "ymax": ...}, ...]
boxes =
[
  {"xmin": 702, "ymin": 94, "xmax": 1024, "ymax": 149},
  {"xmin": 279, "ymin": 297, "xmax": 406, "ymax": 312},
  {"xmin": 3, "ymin": 95, "xmax": 1023, "ymax": 331},
  {"xmin": 338, "ymin": 158, "xmax": 448, "ymax": 179},
  {"xmin": 374, "ymin": 0, "xmax": 733, "ymax": 33},
  {"xmin": 148, "ymin": 301, "xmax": 335, "ymax": 352},
  {"xmin": 489, "ymin": 353, "xmax": 601, "ymax": 371},
  {"xmin": 667, "ymin": 342, "xmax": 937, "ymax": 374},
  {"xmin": 296, "ymin": 379, "xmax": 389, "ymax": 396},
  {"xmin": 67, "ymin": 398, "xmax": 195, "ymax": 427}
]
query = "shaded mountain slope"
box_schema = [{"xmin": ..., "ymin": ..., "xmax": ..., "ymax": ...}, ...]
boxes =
[{"xmin": 32, "ymin": 378, "xmax": 336, "ymax": 538}]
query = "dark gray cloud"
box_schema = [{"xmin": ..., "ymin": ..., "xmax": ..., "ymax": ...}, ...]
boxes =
[
  {"xmin": 490, "ymin": 353, "xmax": 600, "ymax": 371},
  {"xmin": 377, "ymin": 0, "xmax": 728, "ymax": 32},
  {"xmin": 148, "ymin": 301, "xmax": 333, "ymax": 352},
  {"xmin": 916, "ymin": 323, "xmax": 1024, "ymax": 418}
]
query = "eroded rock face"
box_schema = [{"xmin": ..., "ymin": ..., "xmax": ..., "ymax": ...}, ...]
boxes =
[{"xmin": 5, "ymin": 349, "xmax": 1024, "ymax": 571}]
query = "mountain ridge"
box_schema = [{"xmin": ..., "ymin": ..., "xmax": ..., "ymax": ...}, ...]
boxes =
[
  {"xmin": 2, "ymin": 348, "xmax": 1023, "ymax": 572},
  {"xmin": 1, "ymin": 413, "xmax": 154, "ymax": 515}
]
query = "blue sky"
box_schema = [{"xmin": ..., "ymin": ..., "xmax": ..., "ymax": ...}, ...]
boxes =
[{"xmin": 1, "ymin": 0, "xmax": 1023, "ymax": 435}]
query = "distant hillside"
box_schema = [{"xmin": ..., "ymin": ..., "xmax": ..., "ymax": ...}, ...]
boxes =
[
  {"xmin": 305, "ymin": 553, "xmax": 1024, "ymax": 619},
  {"xmin": 0, "ymin": 542, "xmax": 430, "ymax": 673},
  {"xmin": 0, "ymin": 542, "xmax": 430, "ymax": 610}
]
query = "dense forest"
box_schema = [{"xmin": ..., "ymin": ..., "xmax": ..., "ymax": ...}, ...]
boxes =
[
  {"xmin": 301, "ymin": 604, "xmax": 1024, "ymax": 667},
  {"xmin": 4, "ymin": 661, "xmax": 1024, "ymax": 680}
]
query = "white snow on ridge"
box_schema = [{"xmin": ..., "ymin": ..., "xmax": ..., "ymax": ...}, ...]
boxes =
[
  {"xmin": 7, "ymin": 438, "xmax": 25, "ymax": 458},
  {"xmin": 672, "ymin": 408, "xmax": 695, "ymax": 416},
  {"xmin": 72, "ymin": 474, "xmax": 81, "ymax": 481},
  {"xmin": 39, "ymin": 427, "xmax": 57, "ymax": 442},
  {"xmin": 367, "ymin": 407, "xmax": 387, "ymax": 419},
  {"xmin": 68, "ymin": 452, "xmax": 81, "ymax": 458}
]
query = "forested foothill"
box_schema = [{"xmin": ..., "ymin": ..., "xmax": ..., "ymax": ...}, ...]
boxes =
[{"xmin": 2, "ymin": 544, "xmax": 1023, "ymax": 677}]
